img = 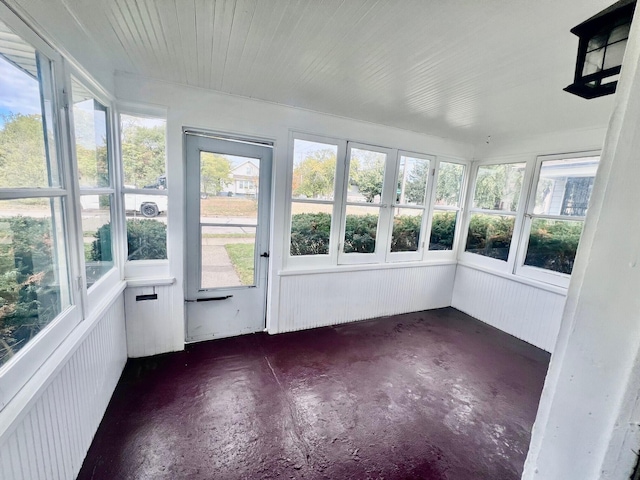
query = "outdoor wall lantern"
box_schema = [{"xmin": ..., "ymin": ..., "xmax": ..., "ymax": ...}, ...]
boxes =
[{"xmin": 565, "ymin": 0, "xmax": 636, "ymax": 99}]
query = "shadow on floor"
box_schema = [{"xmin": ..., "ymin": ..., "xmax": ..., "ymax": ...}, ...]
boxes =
[{"xmin": 78, "ymin": 307, "xmax": 550, "ymax": 480}]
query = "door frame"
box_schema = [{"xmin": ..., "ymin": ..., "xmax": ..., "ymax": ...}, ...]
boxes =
[{"xmin": 183, "ymin": 129, "xmax": 275, "ymax": 341}]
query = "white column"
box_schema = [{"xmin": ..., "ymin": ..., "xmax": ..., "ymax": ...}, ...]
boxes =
[{"xmin": 523, "ymin": 8, "xmax": 640, "ymax": 480}]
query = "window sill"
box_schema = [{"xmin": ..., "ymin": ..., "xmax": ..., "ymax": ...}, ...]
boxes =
[
  {"xmin": 456, "ymin": 260, "xmax": 568, "ymax": 295},
  {"xmin": 126, "ymin": 277, "xmax": 176, "ymax": 287},
  {"xmin": 278, "ymin": 259, "xmax": 457, "ymax": 277}
]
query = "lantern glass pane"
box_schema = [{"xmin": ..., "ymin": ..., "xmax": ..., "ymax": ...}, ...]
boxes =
[
  {"xmin": 603, "ymin": 39, "xmax": 627, "ymax": 70},
  {"xmin": 608, "ymin": 23, "xmax": 630, "ymax": 44},
  {"xmin": 583, "ymin": 47, "xmax": 604, "ymax": 76},
  {"xmin": 587, "ymin": 33, "xmax": 608, "ymax": 52}
]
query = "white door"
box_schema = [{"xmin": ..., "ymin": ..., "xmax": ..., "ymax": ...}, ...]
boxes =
[{"xmin": 185, "ymin": 132, "xmax": 272, "ymax": 341}]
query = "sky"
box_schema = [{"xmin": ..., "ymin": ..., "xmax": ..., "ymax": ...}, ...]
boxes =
[{"xmin": 0, "ymin": 55, "xmax": 41, "ymax": 128}]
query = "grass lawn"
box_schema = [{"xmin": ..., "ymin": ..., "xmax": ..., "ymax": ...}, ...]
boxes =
[
  {"xmin": 201, "ymin": 197, "xmax": 257, "ymax": 217},
  {"xmin": 224, "ymin": 243, "xmax": 255, "ymax": 285}
]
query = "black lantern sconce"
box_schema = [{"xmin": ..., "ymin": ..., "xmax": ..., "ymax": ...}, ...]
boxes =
[{"xmin": 565, "ymin": 0, "xmax": 636, "ymax": 99}]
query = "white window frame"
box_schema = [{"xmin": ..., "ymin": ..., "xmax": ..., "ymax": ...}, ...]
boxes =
[
  {"xmin": 514, "ymin": 151, "xmax": 600, "ymax": 288},
  {"xmin": 458, "ymin": 157, "xmax": 533, "ymax": 273},
  {"xmin": 67, "ymin": 68, "xmax": 122, "ymax": 312},
  {"xmin": 425, "ymin": 156, "xmax": 468, "ymax": 261},
  {"xmin": 0, "ymin": 4, "xmax": 82, "ymax": 410},
  {"xmin": 117, "ymin": 104, "xmax": 169, "ymax": 279},
  {"xmin": 285, "ymin": 132, "xmax": 347, "ymax": 269}
]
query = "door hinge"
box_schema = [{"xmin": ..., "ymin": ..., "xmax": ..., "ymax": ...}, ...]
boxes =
[{"xmin": 76, "ymin": 276, "xmax": 83, "ymax": 291}]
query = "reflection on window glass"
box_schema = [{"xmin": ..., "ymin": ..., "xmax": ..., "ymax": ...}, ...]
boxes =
[
  {"xmin": 0, "ymin": 198, "xmax": 70, "ymax": 367},
  {"xmin": 390, "ymin": 208, "xmax": 422, "ymax": 252},
  {"xmin": 396, "ymin": 156, "xmax": 429, "ymax": 206},
  {"xmin": 525, "ymin": 219, "xmax": 583, "ymax": 274},
  {"xmin": 80, "ymin": 195, "xmax": 113, "ymax": 287},
  {"xmin": 290, "ymin": 202, "xmax": 332, "ymax": 256},
  {"xmin": 343, "ymin": 205, "xmax": 379, "ymax": 253},
  {"xmin": 72, "ymin": 78, "xmax": 109, "ymax": 188},
  {"xmin": 0, "ymin": 20, "xmax": 58, "ymax": 189},
  {"xmin": 435, "ymin": 162, "xmax": 464, "ymax": 207},
  {"xmin": 120, "ymin": 114, "xmax": 166, "ymax": 189},
  {"xmin": 347, "ymin": 148, "xmax": 386, "ymax": 203},
  {"xmin": 534, "ymin": 157, "xmax": 599, "ymax": 217},
  {"xmin": 430, "ymin": 211, "xmax": 458, "ymax": 251},
  {"xmin": 292, "ymin": 139, "xmax": 337, "ymax": 201},
  {"xmin": 465, "ymin": 213, "xmax": 515, "ymax": 261},
  {"xmin": 473, "ymin": 163, "xmax": 525, "ymax": 211}
]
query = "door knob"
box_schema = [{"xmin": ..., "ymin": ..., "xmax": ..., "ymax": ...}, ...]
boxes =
[{"xmin": 260, "ymin": 252, "xmax": 269, "ymax": 258}]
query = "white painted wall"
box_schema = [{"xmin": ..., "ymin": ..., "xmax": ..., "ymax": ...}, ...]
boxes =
[
  {"xmin": 523, "ymin": 8, "xmax": 640, "ymax": 478},
  {"xmin": 114, "ymin": 72, "xmax": 474, "ymax": 353},
  {"xmin": 0, "ymin": 291, "xmax": 127, "ymax": 480}
]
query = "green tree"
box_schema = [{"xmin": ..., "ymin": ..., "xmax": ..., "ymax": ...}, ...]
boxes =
[
  {"xmin": 351, "ymin": 154, "xmax": 385, "ymax": 203},
  {"xmin": 435, "ymin": 163, "xmax": 464, "ymax": 205},
  {"xmin": 0, "ymin": 114, "xmax": 48, "ymax": 188},
  {"xmin": 474, "ymin": 164, "xmax": 523, "ymax": 211},
  {"xmin": 404, "ymin": 161, "xmax": 429, "ymax": 204},
  {"xmin": 200, "ymin": 153, "xmax": 232, "ymax": 195},
  {"xmin": 292, "ymin": 149, "xmax": 336, "ymax": 198},
  {"xmin": 121, "ymin": 122, "xmax": 166, "ymax": 188}
]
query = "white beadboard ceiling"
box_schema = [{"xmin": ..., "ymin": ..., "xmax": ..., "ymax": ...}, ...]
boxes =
[{"xmin": 26, "ymin": 0, "xmax": 619, "ymax": 144}]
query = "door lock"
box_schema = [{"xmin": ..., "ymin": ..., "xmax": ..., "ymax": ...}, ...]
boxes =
[{"xmin": 260, "ymin": 252, "xmax": 269, "ymax": 258}]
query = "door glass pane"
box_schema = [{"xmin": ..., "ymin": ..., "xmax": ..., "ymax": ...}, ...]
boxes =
[
  {"xmin": 473, "ymin": 163, "xmax": 525, "ymax": 212},
  {"xmin": 290, "ymin": 202, "xmax": 332, "ymax": 256},
  {"xmin": 346, "ymin": 148, "xmax": 386, "ymax": 204},
  {"xmin": 201, "ymin": 153, "xmax": 259, "ymax": 221},
  {"xmin": 534, "ymin": 156, "xmax": 599, "ymax": 216},
  {"xmin": 0, "ymin": 20, "xmax": 59, "ymax": 188},
  {"xmin": 396, "ymin": 155, "xmax": 429, "ymax": 206},
  {"xmin": 435, "ymin": 162, "xmax": 465, "ymax": 207},
  {"xmin": 0, "ymin": 198, "xmax": 70, "ymax": 368},
  {"xmin": 80, "ymin": 195, "xmax": 113, "ymax": 287},
  {"xmin": 201, "ymin": 226, "xmax": 256, "ymax": 289},
  {"xmin": 120, "ymin": 114, "xmax": 166, "ymax": 189},
  {"xmin": 390, "ymin": 208, "xmax": 422, "ymax": 252},
  {"xmin": 465, "ymin": 213, "xmax": 515, "ymax": 261},
  {"xmin": 292, "ymin": 139, "xmax": 337, "ymax": 200},
  {"xmin": 344, "ymin": 205, "xmax": 379, "ymax": 254},
  {"xmin": 71, "ymin": 78, "xmax": 110, "ymax": 188},
  {"xmin": 430, "ymin": 210, "xmax": 458, "ymax": 250},
  {"xmin": 525, "ymin": 218, "xmax": 584, "ymax": 274}
]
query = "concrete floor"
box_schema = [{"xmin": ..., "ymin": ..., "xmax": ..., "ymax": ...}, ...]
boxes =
[{"xmin": 78, "ymin": 308, "xmax": 549, "ymax": 480}]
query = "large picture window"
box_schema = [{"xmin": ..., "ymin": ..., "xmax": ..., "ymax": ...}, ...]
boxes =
[{"xmin": 515, "ymin": 154, "xmax": 599, "ymax": 286}]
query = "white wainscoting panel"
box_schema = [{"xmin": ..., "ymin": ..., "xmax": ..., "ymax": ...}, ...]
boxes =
[
  {"xmin": 0, "ymin": 294, "xmax": 126, "ymax": 480},
  {"xmin": 452, "ymin": 265, "xmax": 566, "ymax": 352},
  {"xmin": 276, "ymin": 264, "xmax": 456, "ymax": 333},
  {"xmin": 125, "ymin": 285, "xmax": 184, "ymax": 358}
]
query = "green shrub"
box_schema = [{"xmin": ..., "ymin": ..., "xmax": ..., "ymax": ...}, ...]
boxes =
[
  {"xmin": 92, "ymin": 219, "xmax": 167, "ymax": 261},
  {"xmin": 429, "ymin": 212, "xmax": 457, "ymax": 250},
  {"xmin": 343, "ymin": 214, "xmax": 378, "ymax": 253},
  {"xmin": 390, "ymin": 215, "xmax": 421, "ymax": 252},
  {"xmin": 524, "ymin": 219, "xmax": 582, "ymax": 274},
  {"xmin": 465, "ymin": 214, "xmax": 514, "ymax": 261},
  {"xmin": 290, "ymin": 213, "xmax": 331, "ymax": 255}
]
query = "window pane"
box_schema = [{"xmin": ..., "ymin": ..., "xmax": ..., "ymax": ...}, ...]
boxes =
[
  {"xmin": 396, "ymin": 155, "xmax": 429, "ymax": 206},
  {"xmin": 430, "ymin": 211, "xmax": 458, "ymax": 251},
  {"xmin": 524, "ymin": 219, "xmax": 583, "ymax": 275},
  {"xmin": 435, "ymin": 162, "xmax": 465, "ymax": 207},
  {"xmin": 123, "ymin": 197, "xmax": 167, "ymax": 260},
  {"xmin": 0, "ymin": 198, "xmax": 70, "ymax": 368},
  {"xmin": 0, "ymin": 20, "xmax": 59, "ymax": 188},
  {"xmin": 344, "ymin": 205, "xmax": 379, "ymax": 253},
  {"xmin": 390, "ymin": 208, "xmax": 422, "ymax": 252},
  {"xmin": 465, "ymin": 213, "xmax": 515, "ymax": 261},
  {"xmin": 201, "ymin": 226, "xmax": 256, "ymax": 289},
  {"xmin": 290, "ymin": 202, "xmax": 332, "ymax": 256},
  {"xmin": 80, "ymin": 195, "xmax": 113, "ymax": 287},
  {"xmin": 201, "ymin": 153, "xmax": 259, "ymax": 215},
  {"xmin": 473, "ymin": 163, "xmax": 525, "ymax": 212},
  {"xmin": 347, "ymin": 148, "xmax": 386, "ymax": 204},
  {"xmin": 534, "ymin": 156, "xmax": 599, "ymax": 216},
  {"xmin": 292, "ymin": 139, "xmax": 337, "ymax": 200},
  {"xmin": 72, "ymin": 78, "xmax": 109, "ymax": 188},
  {"xmin": 120, "ymin": 114, "xmax": 166, "ymax": 189}
]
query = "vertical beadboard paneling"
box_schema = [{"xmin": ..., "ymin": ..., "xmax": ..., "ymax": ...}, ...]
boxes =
[
  {"xmin": 124, "ymin": 285, "xmax": 183, "ymax": 358},
  {"xmin": 0, "ymin": 294, "xmax": 127, "ymax": 480},
  {"xmin": 276, "ymin": 264, "xmax": 456, "ymax": 333},
  {"xmin": 451, "ymin": 265, "xmax": 566, "ymax": 352}
]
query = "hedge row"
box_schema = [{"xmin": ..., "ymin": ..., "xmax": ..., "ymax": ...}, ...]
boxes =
[
  {"xmin": 92, "ymin": 219, "xmax": 167, "ymax": 261},
  {"xmin": 290, "ymin": 212, "xmax": 582, "ymax": 273}
]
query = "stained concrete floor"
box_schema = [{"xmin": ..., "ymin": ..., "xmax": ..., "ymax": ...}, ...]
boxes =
[{"xmin": 78, "ymin": 308, "xmax": 550, "ymax": 480}]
